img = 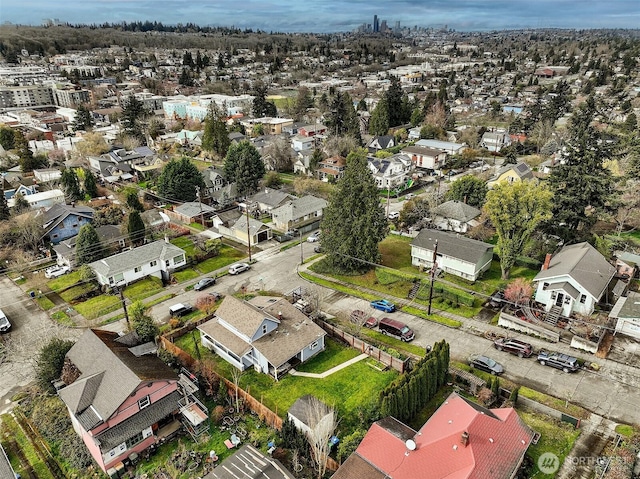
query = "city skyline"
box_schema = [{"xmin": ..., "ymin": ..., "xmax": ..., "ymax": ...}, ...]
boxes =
[{"xmin": 1, "ymin": 0, "xmax": 639, "ymax": 33}]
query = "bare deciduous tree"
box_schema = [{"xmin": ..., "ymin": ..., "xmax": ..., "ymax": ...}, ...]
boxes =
[{"xmin": 305, "ymin": 397, "xmax": 338, "ymax": 479}]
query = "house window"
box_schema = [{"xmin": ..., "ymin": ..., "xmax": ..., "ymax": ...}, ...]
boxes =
[
  {"xmin": 134, "ymin": 266, "xmax": 142, "ymax": 273},
  {"xmin": 150, "ymin": 260, "xmax": 157, "ymax": 267},
  {"xmin": 125, "ymin": 431, "xmax": 144, "ymax": 449},
  {"xmin": 564, "ymin": 296, "xmax": 570, "ymax": 305},
  {"xmin": 138, "ymin": 395, "xmax": 151, "ymax": 409},
  {"xmin": 114, "ymin": 273, "xmax": 124, "ymax": 283},
  {"xmin": 580, "ymin": 294, "xmax": 586, "ymax": 304},
  {"xmin": 543, "ymin": 282, "xmax": 549, "ymax": 289},
  {"xmin": 551, "ymin": 291, "xmax": 557, "ymax": 300},
  {"xmin": 165, "ymin": 260, "xmax": 170, "ymax": 267},
  {"xmin": 173, "ymin": 254, "xmax": 185, "ymax": 264},
  {"xmin": 310, "ymin": 341, "xmax": 319, "ymax": 350}
]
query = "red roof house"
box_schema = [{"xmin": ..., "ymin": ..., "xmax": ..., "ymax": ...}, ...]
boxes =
[{"xmin": 332, "ymin": 392, "xmax": 534, "ymax": 479}]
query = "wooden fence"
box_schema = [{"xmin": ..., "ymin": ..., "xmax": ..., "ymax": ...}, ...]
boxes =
[
  {"xmin": 316, "ymin": 320, "xmax": 409, "ymax": 373},
  {"xmin": 159, "ymin": 335, "xmax": 283, "ymax": 430}
]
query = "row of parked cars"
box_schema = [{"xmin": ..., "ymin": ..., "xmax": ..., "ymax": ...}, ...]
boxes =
[{"xmin": 469, "ymin": 337, "xmax": 582, "ymax": 375}]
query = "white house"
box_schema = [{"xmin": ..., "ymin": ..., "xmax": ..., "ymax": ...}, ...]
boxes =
[
  {"xmin": 10, "ymin": 188, "xmax": 65, "ymax": 209},
  {"xmin": 480, "ymin": 131, "xmax": 511, "ymax": 152},
  {"xmin": 270, "ymin": 195, "xmax": 327, "ymax": 233},
  {"xmin": 430, "ymin": 200, "xmax": 481, "ymax": 233},
  {"xmin": 533, "ymin": 242, "xmax": 616, "ymax": 317},
  {"xmin": 415, "ymin": 139, "xmax": 467, "ymax": 156},
  {"xmin": 291, "ymin": 135, "xmax": 315, "ymax": 153},
  {"xmin": 410, "ymin": 230, "xmax": 493, "ymax": 281},
  {"xmin": 198, "ymin": 296, "xmax": 326, "ymax": 380},
  {"xmin": 368, "ymin": 154, "xmax": 414, "ymax": 190},
  {"xmin": 610, "ymin": 291, "xmax": 640, "ymax": 339},
  {"xmin": 89, "ymin": 239, "xmax": 187, "ymax": 287},
  {"xmin": 401, "ymin": 145, "xmax": 447, "ymax": 171}
]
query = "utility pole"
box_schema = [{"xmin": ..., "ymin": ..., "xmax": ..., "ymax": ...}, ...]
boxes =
[
  {"xmin": 386, "ymin": 186, "xmax": 391, "ymax": 218},
  {"xmin": 116, "ymin": 285, "xmax": 130, "ymax": 327},
  {"xmin": 300, "ymin": 230, "xmax": 304, "ymax": 265},
  {"xmin": 245, "ymin": 199, "xmax": 252, "ymax": 262},
  {"xmin": 427, "ymin": 239, "xmax": 438, "ymax": 315},
  {"xmin": 195, "ymin": 185, "xmax": 204, "ymax": 227}
]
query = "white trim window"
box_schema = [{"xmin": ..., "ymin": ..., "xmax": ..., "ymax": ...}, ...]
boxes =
[{"xmin": 138, "ymin": 395, "xmax": 151, "ymax": 410}]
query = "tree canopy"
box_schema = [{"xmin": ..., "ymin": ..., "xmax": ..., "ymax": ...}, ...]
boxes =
[
  {"xmin": 83, "ymin": 169, "xmax": 99, "ymax": 198},
  {"xmin": 223, "ymin": 140, "xmax": 265, "ymax": 195},
  {"xmin": 320, "ymin": 148, "xmax": 388, "ymax": 274},
  {"xmin": 157, "ymin": 157, "xmax": 205, "ymax": 202},
  {"xmin": 202, "ymin": 104, "xmax": 231, "ymax": 157},
  {"xmin": 484, "ymin": 181, "xmax": 553, "ymax": 279},
  {"xmin": 547, "ymin": 96, "xmax": 616, "ymax": 241},
  {"xmin": 252, "ymin": 81, "xmax": 277, "ymax": 117},
  {"xmin": 129, "ymin": 300, "xmax": 159, "ymax": 343},
  {"xmin": 61, "ymin": 168, "xmax": 83, "ymax": 202},
  {"xmin": 72, "ymin": 105, "xmax": 94, "ymax": 131},
  {"xmin": 127, "ymin": 210, "xmax": 146, "ymax": 245},
  {"xmin": 445, "ymin": 175, "xmax": 488, "ymax": 208},
  {"xmin": 75, "ymin": 224, "xmax": 104, "ymax": 265},
  {"xmin": 36, "ymin": 338, "xmax": 75, "ymax": 393}
]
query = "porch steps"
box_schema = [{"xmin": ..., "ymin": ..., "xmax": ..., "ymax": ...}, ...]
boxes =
[
  {"xmin": 544, "ymin": 305, "xmax": 562, "ymax": 326},
  {"xmin": 408, "ymin": 281, "xmax": 422, "ymax": 299}
]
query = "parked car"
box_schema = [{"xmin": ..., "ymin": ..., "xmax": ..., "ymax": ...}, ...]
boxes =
[
  {"xmin": 469, "ymin": 355, "xmax": 504, "ymax": 375},
  {"xmin": 494, "ymin": 337, "xmax": 534, "ymax": 358},
  {"xmin": 307, "ymin": 231, "xmax": 321, "ymax": 243},
  {"xmin": 488, "ymin": 290, "xmax": 506, "ymax": 309},
  {"xmin": 314, "ymin": 244, "xmax": 323, "ymax": 253},
  {"xmin": 370, "ymin": 299, "xmax": 396, "ymax": 313},
  {"xmin": 378, "ymin": 317, "xmax": 415, "ymax": 341},
  {"xmin": 388, "ymin": 211, "xmax": 400, "ymax": 220},
  {"xmin": 44, "ymin": 265, "xmax": 70, "ymax": 279},
  {"xmin": 364, "ymin": 316, "xmax": 379, "ymax": 328},
  {"xmin": 208, "ymin": 292, "xmax": 222, "ymax": 301},
  {"xmin": 228, "ymin": 263, "xmax": 250, "ymax": 275},
  {"xmin": 275, "ymin": 233, "xmax": 293, "ymax": 243},
  {"xmin": 169, "ymin": 303, "xmax": 193, "ymax": 317},
  {"xmin": 0, "ymin": 308, "xmax": 11, "ymax": 333},
  {"xmin": 537, "ymin": 350, "xmax": 580, "ymax": 373},
  {"xmin": 194, "ymin": 277, "xmax": 216, "ymax": 291}
]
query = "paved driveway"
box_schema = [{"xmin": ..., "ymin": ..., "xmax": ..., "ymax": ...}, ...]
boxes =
[{"xmin": 0, "ymin": 277, "xmax": 80, "ymax": 413}]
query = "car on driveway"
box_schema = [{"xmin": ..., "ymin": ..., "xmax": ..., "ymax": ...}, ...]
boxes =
[
  {"xmin": 488, "ymin": 290, "xmax": 505, "ymax": 309},
  {"xmin": 388, "ymin": 211, "xmax": 400, "ymax": 220},
  {"xmin": 493, "ymin": 337, "xmax": 534, "ymax": 358},
  {"xmin": 169, "ymin": 303, "xmax": 193, "ymax": 317},
  {"xmin": 44, "ymin": 265, "xmax": 70, "ymax": 279},
  {"xmin": 228, "ymin": 263, "xmax": 250, "ymax": 275},
  {"xmin": 307, "ymin": 231, "xmax": 321, "ymax": 243},
  {"xmin": 537, "ymin": 350, "xmax": 580, "ymax": 373},
  {"xmin": 314, "ymin": 244, "xmax": 323, "ymax": 253},
  {"xmin": 0, "ymin": 308, "xmax": 11, "ymax": 333},
  {"xmin": 469, "ymin": 354, "xmax": 504, "ymax": 375},
  {"xmin": 194, "ymin": 277, "xmax": 216, "ymax": 291},
  {"xmin": 370, "ymin": 299, "xmax": 396, "ymax": 313}
]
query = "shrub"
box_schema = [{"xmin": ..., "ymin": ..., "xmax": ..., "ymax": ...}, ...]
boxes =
[{"xmin": 36, "ymin": 338, "xmax": 75, "ymax": 393}]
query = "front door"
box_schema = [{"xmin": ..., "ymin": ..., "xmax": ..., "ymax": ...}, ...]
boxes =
[{"xmin": 555, "ymin": 292, "xmax": 564, "ymax": 307}]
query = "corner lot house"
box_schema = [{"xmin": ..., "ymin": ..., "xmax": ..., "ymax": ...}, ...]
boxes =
[
  {"xmin": 58, "ymin": 329, "xmax": 183, "ymax": 473},
  {"xmin": 198, "ymin": 296, "xmax": 326, "ymax": 380},
  {"xmin": 89, "ymin": 239, "xmax": 187, "ymax": 286},
  {"xmin": 411, "ymin": 230, "xmax": 493, "ymax": 281},
  {"xmin": 332, "ymin": 392, "xmax": 533, "ymax": 479},
  {"xmin": 534, "ymin": 242, "xmax": 616, "ymax": 317}
]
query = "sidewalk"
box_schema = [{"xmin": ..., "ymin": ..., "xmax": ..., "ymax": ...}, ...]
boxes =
[{"xmin": 289, "ymin": 354, "xmax": 369, "ymax": 378}]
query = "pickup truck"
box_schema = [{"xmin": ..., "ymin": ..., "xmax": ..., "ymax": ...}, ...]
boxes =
[{"xmin": 537, "ymin": 350, "xmax": 580, "ymax": 373}]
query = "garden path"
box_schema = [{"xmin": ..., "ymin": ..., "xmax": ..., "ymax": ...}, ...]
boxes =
[{"xmin": 288, "ymin": 353, "xmax": 369, "ymax": 378}]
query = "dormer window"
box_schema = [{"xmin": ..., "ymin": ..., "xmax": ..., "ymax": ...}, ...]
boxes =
[{"xmin": 262, "ymin": 324, "xmax": 268, "ymax": 335}]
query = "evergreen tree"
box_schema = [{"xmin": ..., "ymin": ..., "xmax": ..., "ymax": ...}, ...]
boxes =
[
  {"xmin": 386, "ymin": 76, "xmax": 410, "ymax": 127},
  {"xmin": 126, "ymin": 191, "xmax": 144, "ymax": 212},
  {"xmin": 127, "ymin": 210, "xmax": 146, "ymax": 245},
  {"xmin": 0, "ymin": 125, "xmax": 15, "ymax": 150},
  {"xmin": 75, "ymin": 224, "xmax": 104, "ymax": 264},
  {"xmin": 61, "ymin": 168, "xmax": 83, "ymax": 202},
  {"xmin": 320, "ymin": 148, "xmax": 388, "ymax": 274},
  {"xmin": 368, "ymin": 98, "xmax": 390, "ymax": 136},
  {"xmin": 547, "ymin": 96, "xmax": 616, "ymax": 240},
  {"xmin": 0, "ymin": 189, "xmax": 10, "ymax": 221},
  {"xmin": 157, "ymin": 157, "xmax": 205, "ymax": 202},
  {"xmin": 178, "ymin": 67, "xmax": 193, "ymax": 86},
  {"xmin": 72, "ymin": 105, "xmax": 94, "ymax": 131},
  {"xmin": 445, "ymin": 175, "xmax": 488, "ymax": 208},
  {"xmin": 129, "ymin": 300, "xmax": 159, "ymax": 342},
  {"xmin": 252, "ymin": 81, "xmax": 277, "ymax": 117},
  {"xmin": 202, "ymin": 104, "xmax": 231, "ymax": 157},
  {"xmin": 223, "ymin": 141, "xmax": 265, "ymax": 195},
  {"xmin": 121, "ymin": 95, "xmax": 146, "ymax": 140},
  {"xmin": 83, "ymin": 169, "xmax": 98, "ymax": 198}
]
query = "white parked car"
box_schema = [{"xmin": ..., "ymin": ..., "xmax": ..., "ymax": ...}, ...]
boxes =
[
  {"xmin": 388, "ymin": 211, "xmax": 400, "ymax": 220},
  {"xmin": 307, "ymin": 231, "xmax": 321, "ymax": 243},
  {"xmin": 228, "ymin": 263, "xmax": 251, "ymax": 275},
  {"xmin": 45, "ymin": 265, "xmax": 70, "ymax": 279}
]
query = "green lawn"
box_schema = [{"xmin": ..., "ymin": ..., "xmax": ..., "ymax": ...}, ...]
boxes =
[
  {"xmin": 47, "ymin": 271, "xmax": 82, "ymax": 292},
  {"xmin": 51, "ymin": 310, "xmax": 73, "ymax": 326},
  {"xmin": 196, "ymin": 245, "xmax": 245, "ymax": 274},
  {"xmin": 0, "ymin": 414, "xmax": 55, "ymax": 479},
  {"xmin": 443, "ymin": 260, "xmax": 540, "ymax": 296},
  {"xmin": 520, "ymin": 410, "xmax": 581, "ymax": 478},
  {"xmin": 32, "ymin": 293, "xmax": 55, "ymax": 311},
  {"xmin": 379, "ymin": 235, "xmax": 414, "ymax": 270},
  {"xmin": 124, "ymin": 276, "xmax": 164, "ymax": 301},
  {"xmin": 189, "ymin": 222, "xmax": 205, "ymax": 231},
  {"xmin": 73, "ymin": 294, "xmax": 121, "ymax": 319},
  {"xmin": 171, "ymin": 236, "xmax": 198, "ymax": 258},
  {"xmin": 294, "ymin": 338, "xmax": 361, "ymax": 373},
  {"xmin": 59, "ymin": 282, "xmax": 96, "ymax": 303},
  {"xmin": 173, "ymin": 268, "xmax": 201, "ymax": 282}
]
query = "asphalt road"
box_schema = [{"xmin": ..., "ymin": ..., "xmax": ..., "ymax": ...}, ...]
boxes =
[{"xmin": 0, "ymin": 277, "xmax": 81, "ymax": 413}]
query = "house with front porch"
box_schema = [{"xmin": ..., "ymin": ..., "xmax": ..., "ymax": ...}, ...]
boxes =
[
  {"xmin": 367, "ymin": 135, "xmax": 395, "ymax": 154},
  {"xmin": 368, "ymin": 154, "xmax": 414, "ymax": 190},
  {"xmin": 410, "ymin": 230, "xmax": 493, "ymax": 281},
  {"xmin": 198, "ymin": 296, "xmax": 326, "ymax": 380},
  {"xmin": 249, "ymin": 189, "xmax": 295, "ymax": 215},
  {"xmin": 533, "ymin": 242, "xmax": 617, "ymax": 318},
  {"xmin": 401, "ymin": 145, "xmax": 447, "ymax": 171},
  {"xmin": 270, "ymin": 195, "xmax": 328, "ymax": 233},
  {"xmin": 317, "ymin": 155, "xmax": 347, "ymax": 182},
  {"xmin": 58, "ymin": 329, "xmax": 200, "ymax": 473},
  {"xmin": 88, "ymin": 238, "xmax": 187, "ymax": 287}
]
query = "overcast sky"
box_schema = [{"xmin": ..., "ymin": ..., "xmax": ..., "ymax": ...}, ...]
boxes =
[{"xmin": 2, "ymin": 0, "xmax": 639, "ymax": 32}]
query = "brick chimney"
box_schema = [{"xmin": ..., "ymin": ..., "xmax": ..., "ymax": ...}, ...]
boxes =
[
  {"xmin": 542, "ymin": 253, "xmax": 552, "ymax": 271},
  {"xmin": 461, "ymin": 431, "xmax": 469, "ymax": 447}
]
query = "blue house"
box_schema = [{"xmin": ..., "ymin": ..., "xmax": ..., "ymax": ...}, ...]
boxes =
[{"xmin": 41, "ymin": 204, "xmax": 95, "ymax": 244}]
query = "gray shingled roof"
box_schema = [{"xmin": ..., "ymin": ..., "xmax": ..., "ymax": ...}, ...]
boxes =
[
  {"xmin": 174, "ymin": 201, "xmax": 217, "ymax": 218},
  {"xmin": 59, "ymin": 329, "xmax": 178, "ymax": 427},
  {"xmin": 214, "ymin": 295, "xmax": 276, "ymax": 339},
  {"xmin": 288, "ymin": 395, "xmax": 330, "ymax": 429},
  {"xmin": 250, "ymin": 189, "xmax": 293, "ymax": 208},
  {"xmin": 89, "ymin": 240, "xmax": 186, "ymax": 278},
  {"xmin": 432, "ymin": 200, "xmax": 481, "ymax": 222},
  {"xmin": 534, "ymin": 242, "xmax": 616, "ymax": 299},
  {"xmin": 411, "ymin": 230, "xmax": 493, "ymax": 264},
  {"xmin": 270, "ymin": 195, "xmax": 328, "ymax": 222},
  {"xmin": 494, "ymin": 162, "xmax": 534, "ymax": 180},
  {"xmin": 198, "ymin": 319, "xmax": 253, "ymax": 357},
  {"xmin": 610, "ymin": 291, "xmax": 640, "ymax": 319},
  {"xmin": 232, "ymin": 215, "xmax": 271, "ymax": 237},
  {"xmin": 94, "ymin": 390, "xmax": 181, "ymax": 450}
]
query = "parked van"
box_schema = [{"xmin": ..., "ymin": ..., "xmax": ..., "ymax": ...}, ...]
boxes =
[
  {"xmin": 378, "ymin": 317, "xmax": 415, "ymax": 342},
  {"xmin": 0, "ymin": 308, "xmax": 11, "ymax": 333},
  {"xmin": 169, "ymin": 303, "xmax": 193, "ymax": 317}
]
